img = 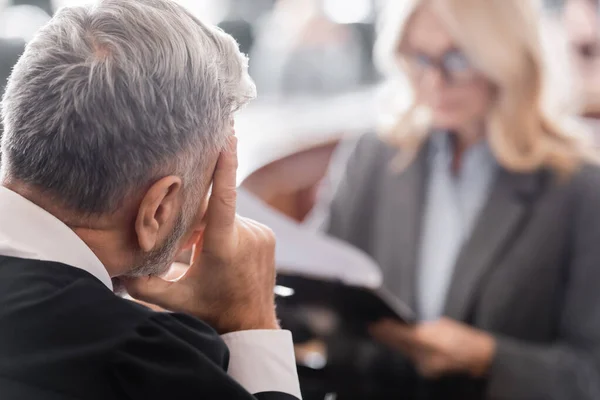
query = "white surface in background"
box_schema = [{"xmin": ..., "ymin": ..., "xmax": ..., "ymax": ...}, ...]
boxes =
[
  {"xmin": 236, "ymin": 186, "xmax": 382, "ymax": 289},
  {"xmin": 235, "ymin": 86, "xmax": 382, "ymax": 183},
  {"xmin": 51, "ymin": 0, "xmax": 230, "ymax": 24},
  {"xmin": 174, "ymin": 0, "xmax": 230, "ymax": 24},
  {"xmin": 0, "ymin": 5, "xmax": 50, "ymax": 40},
  {"xmin": 323, "ymin": 0, "xmax": 372, "ymax": 24},
  {"xmin": 51, "ymin": 0, "xmax": 88, "ymax": 8}
]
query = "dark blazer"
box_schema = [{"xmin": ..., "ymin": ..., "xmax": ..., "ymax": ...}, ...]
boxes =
[
  {"xmin": 0, "ymin": 256, "xmax": 298, "ymax": 400},
  {"xmin": 326, "ymin": 133, "xmax": 600, "ymax": 400}
]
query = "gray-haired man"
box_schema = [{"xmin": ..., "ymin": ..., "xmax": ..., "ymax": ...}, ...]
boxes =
[{"xmin": 0, "ymin": 0, "xmax": 301, "ymax": 399}]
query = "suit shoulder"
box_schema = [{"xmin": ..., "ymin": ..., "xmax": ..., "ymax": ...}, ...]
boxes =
[
  {"xmin": 570, "ymin": 162, "xmax": 600, "ymax": 197},
  {"xmin": 350, "ymin": 132, "xmax": 397, "ymax": 171},
  {"xmin": 557, "ymin": 162, "xmax": 600, "ymax": 222},
  {"xmin": 113, "ymin": 311, "xmax": 228, "ymax": 367}
]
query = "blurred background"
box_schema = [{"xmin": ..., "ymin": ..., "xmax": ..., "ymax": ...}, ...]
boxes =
[
  {"xmin": 1, "ymin": 0, "xmax": 384, "ymax": 185},
  {"xmin": 1, "ymin": 0, "xmax": 599, "ymax": 186},
  {"xmin": 2, "ymin": 0, "xmax": 599, "ymax": 215},
  {"xmin": 2, "ymin": 1, "xmax": 600, "ymax": 399}
]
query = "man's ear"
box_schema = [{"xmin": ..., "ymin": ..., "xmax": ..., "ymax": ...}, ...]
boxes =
[{"xmin": 135, "ymin": 176, "xmax": 183, "ymax": 252}]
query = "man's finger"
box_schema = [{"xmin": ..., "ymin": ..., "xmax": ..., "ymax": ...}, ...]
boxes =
[
  {"xmin": 123, "ymin": 276, "xmax": 179, "ymax": 311},
  {"xmin": 202, "ymin": 136, "xmax": 238, "ymax": 256}
]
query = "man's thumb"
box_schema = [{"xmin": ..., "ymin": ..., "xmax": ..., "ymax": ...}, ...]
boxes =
[{"xmin": 123, "ymin": 276, "xmax": 178, "ymax": 311}]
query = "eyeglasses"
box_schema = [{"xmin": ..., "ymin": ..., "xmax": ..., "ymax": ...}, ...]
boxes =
[{"xmin": 401, "ymin": 49, "xmax": 477, "ymax": 85}]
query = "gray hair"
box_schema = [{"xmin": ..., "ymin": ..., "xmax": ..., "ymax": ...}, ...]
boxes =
[{"xmin": 1, "ymin": 0, "xmax": 256, "ymax": 214}]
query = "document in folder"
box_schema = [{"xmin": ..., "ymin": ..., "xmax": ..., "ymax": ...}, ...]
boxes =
[{"xmin": 236, "ymin": 187, "xmax": 416, "ymax": 327}]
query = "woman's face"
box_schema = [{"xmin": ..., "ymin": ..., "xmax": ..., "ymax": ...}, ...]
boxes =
[
  {"xmin": 402, "ymin": 6, "xmax": 495, "ymax": 132},
  {"xmin": 564, "ymin": 0, "xmax": 600, "ymax": 113}
]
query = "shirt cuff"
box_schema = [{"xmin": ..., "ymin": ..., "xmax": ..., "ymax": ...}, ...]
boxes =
[{"xmin": 221, "ymin": 329, "xmax": 302, "ymax": 399}]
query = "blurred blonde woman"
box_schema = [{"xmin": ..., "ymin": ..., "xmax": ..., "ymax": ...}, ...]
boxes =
[{"xmin": 325, "ymin": 0, "xmax": 600, "ymax": 398}]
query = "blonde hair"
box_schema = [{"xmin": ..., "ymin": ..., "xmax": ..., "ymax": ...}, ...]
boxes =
[{"xmin": 375, "ymin": 0, "xmax": 597, "ymax": 176}]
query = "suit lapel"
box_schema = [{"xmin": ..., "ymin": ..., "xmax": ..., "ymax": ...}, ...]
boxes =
[
  {"xmin": 380, "ymin": 150, "xmax": 429, "ymax": 311},
  {"xmin": 443, "ymin": 170, "xmax": 541, "ymax": 321}
]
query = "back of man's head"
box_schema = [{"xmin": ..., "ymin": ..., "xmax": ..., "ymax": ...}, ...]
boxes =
[{"xmin": 0, "ymin": 0, "xmax": 255, "ymax": 215}]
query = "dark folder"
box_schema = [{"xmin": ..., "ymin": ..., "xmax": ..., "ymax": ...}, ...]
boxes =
[{"xmin": 276, "ymin": 273, "xmax": 416, "ymax": 333}]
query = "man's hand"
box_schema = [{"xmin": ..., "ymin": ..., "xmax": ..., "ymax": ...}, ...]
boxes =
[
  {"xmin": 124, "ymin": 136, "xmax": 280, "ymax": 334},
  {"xmin": 370, "ymin": 318, "xmax": 496, "ymax": 379}
]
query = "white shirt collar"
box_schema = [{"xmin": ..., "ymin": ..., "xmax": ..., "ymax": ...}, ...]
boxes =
[{"xmin": 0, "ymin": 186, "xmax": 113, "ymax": 290}]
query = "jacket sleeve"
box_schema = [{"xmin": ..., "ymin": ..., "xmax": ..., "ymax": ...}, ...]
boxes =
[
  {"xmin": 111, "ymin": 312, "xmax": 301, "ymax": 400},
  {"xmin": 324, "ymin": 133, "xmax": 385, "ymax": 244},
  {"xmin": 486, "ymin": 165, "xmax": 600, "ymax": 400},
  {"xmin": 323, "ymin": 133, "xmax": 417, "ymax": 392}
]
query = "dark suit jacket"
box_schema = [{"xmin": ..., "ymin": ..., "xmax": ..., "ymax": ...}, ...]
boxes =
[
  {"xmin": 0, "ymin": 256, "xmax": 298, "ymax": 400},
  {"xmin": 326, "ymin": 133, "xmax": 600, "ymax": 400}
]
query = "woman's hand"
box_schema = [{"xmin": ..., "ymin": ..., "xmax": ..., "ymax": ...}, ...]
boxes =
[{"xmin": 370, "ymin": 318, "xmax": 496, "ymax": 379}]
